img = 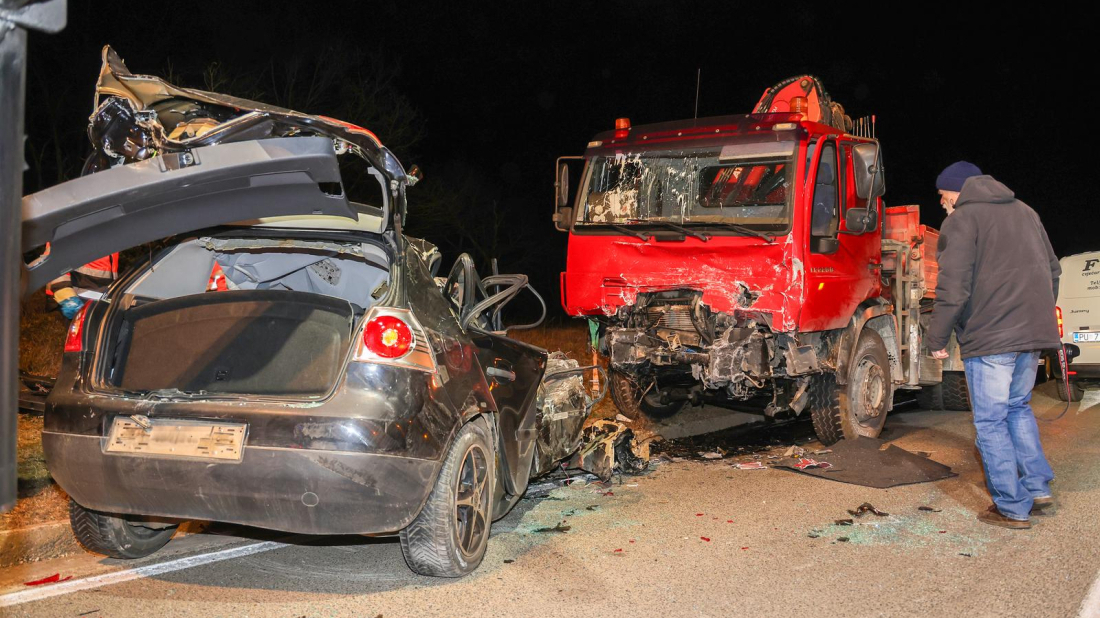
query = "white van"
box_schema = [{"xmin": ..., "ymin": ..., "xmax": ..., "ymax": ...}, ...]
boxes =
[{"xmin": 1054, "ymin": 251, "xmax": 1100, "ymax": 400}]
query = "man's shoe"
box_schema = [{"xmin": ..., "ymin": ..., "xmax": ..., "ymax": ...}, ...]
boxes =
[
  {"xmin": 1030, "ymin": 496, "xmax": 1055, "ymax": 515},
  {"xmin": 978, "ymin": 505, "xmax": 1031, "ymax": 529}
]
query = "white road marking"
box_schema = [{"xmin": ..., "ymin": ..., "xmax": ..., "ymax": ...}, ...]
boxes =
[
  {"xmin": 1080, "ymin": 567, "xmax": 1100, "ymax": 617},
  {"xmin": 0, "ymin": 539, "xmax": 288, "ymax": 608}
]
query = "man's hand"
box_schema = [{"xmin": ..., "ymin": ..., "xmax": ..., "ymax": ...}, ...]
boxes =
[{"xmin": 932, "ymin": 349, "xmax": 949, "ymax": 360}]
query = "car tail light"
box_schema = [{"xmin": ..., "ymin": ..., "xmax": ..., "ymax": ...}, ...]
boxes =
[
  {"xmin": 64, "ymin": 304, "xmax": 89, "ymax": 353},
  {"xmin": 1056, "ymin": 306, "xmax": 1063, "ymax": 338},
  {"xmin": 364, "ymin": 315, "xmax": 413, "ymax": 358},
  {"xmin": 354, "ymin": 308, "xmax": 436, "ymax": 373}
]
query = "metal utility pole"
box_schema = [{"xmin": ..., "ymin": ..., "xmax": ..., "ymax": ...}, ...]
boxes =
[{"xmin": 0, "ymin": 0, "xmax": 66, "ymax": 512}]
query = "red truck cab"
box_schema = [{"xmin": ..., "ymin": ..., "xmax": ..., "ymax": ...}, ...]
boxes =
[{"xmin": 553, "ymin": 77, "xmax": 960, "ymax": 444}]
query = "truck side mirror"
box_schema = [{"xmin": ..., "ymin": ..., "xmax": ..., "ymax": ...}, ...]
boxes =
[
  {"xmin": 851, "ymin": 143, "xmax": 885, "ymax": 200},
  {"xmin": 554, "ymin": 156, "xmax": 583, "ymax": 232},
  {"xmin": 844, "ymin": 207, "xmax": 879, "ymax": 234}
]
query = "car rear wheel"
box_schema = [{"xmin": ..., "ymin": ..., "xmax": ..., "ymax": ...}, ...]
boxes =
[
  {"xmin": 609, "ymin": 370, "xmax": 685, "ymax": 421},
  {"xmin": 810, "ymin": 329, "xmax": 891, "ymax": 445},
  {"xmin": 69, "ymin": 499, "xmax": 178, "ymax": 559},
  {"xmin": 1056, "ymin": 377, "xmax": 1085, "ymax": 402},
  {"xmin": 400, "ymin": 418, "xmax": 495, "ymax": 577}
]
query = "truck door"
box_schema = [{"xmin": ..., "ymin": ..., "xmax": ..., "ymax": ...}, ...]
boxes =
[{"xmin": 802, "ymin": 138, "xmax": 882, "ymax": 331}]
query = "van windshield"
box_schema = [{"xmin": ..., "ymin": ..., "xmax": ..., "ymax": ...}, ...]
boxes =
[{"xmin": 575, "ymin": 141, "xmax": 795, "ymax": 234}]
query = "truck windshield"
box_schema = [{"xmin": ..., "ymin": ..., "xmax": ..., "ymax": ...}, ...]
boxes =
[{"xmin": 576, "ymin": 141, "xmax": 795, "ymax": 234}]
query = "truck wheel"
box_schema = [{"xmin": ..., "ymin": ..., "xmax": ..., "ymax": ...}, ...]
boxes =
[
  {"xmin": 916, "ymin": 384, "xmax": 944, "ymax": 410},
  {"xmin": 809, "ymin": 330, "xmax": 890, "ymax": 445},
  {"xmin": 941, "ymin": 371, "xmax": 971, "ymax": 410},
  {"xmin": 69, "ymin": 499, "xmax": 178, "ymax": 559},
  {"xmin": 1056, "ymin": 378, "xmax": 1085, "ymax": 402},
  {"xmin": 609, "ymin": 371, "xmax": 685, "ymax": 421},
  {"xmin": 400, "ymin": 418, "xmax": 495, "ymax": 577}
]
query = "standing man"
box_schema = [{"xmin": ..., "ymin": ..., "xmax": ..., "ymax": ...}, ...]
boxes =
[{"xmin": 926, "ymin": 161, "xmax": 1060, "ymax": 529}]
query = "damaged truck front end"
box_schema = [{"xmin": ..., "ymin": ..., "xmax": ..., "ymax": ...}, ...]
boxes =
[{"xmin": 605, "ymin": 286, "xmax": 828, "ymax": 421}]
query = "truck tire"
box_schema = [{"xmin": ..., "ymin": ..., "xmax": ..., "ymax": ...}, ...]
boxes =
[
  {"xmin": 916, "ymin": 383, "xmax": 944, "ymax": 410},
  {"xmin": 941, "ymin": 371, "xmax": 971, "ymax": 411},
  {"xmin": 69, "ymin": 499, "xmax": 177, "ymax": 559},
  {"xmin": 609, "ymin": 370, "xmax": 684, "ymax": 421},
  {"xmin": 809, "ymin": 329, "xmax": 890, "ymax": 445},
  {"xmin": 1056, "ymin": 378, "xmax": 1085, "ymax": 402},
  {"xmin": 400, "ymin": 418, "xmax": 495, "ymax": 577}
]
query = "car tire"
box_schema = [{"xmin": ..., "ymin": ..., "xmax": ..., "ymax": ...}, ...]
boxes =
[
  {"xmin": 400, "ymin": 418, "xmax": 495, "ymax": 577},
  {"xmin": 609, "ymin": 370, "xmax": 685, "ymax": 421},
  {"xmin": 1056, "ymin": 377, "xmax": 1085, "ymax": 402},
  {"xmin": 941, "ymin": 371, "xmax": 972, "ymax": 411},
  {"xmin": 916, "ymin": 383, "xmax": 944, "ymax": 410},
  {"xmin": 810, "ymin": 329, "xmax": 890, "ymax": 445},
  {"xmin": 69, "ymin": 499, "xmax": 178, "ymax": 559}
]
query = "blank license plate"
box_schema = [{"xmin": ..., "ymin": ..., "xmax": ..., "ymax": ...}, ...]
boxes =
[
  {"xmin": 1074, "ymin": 332, "xmax": 1100, "ymax": 343},
  {"xmin": 106, "ymin": 418, "xmax": 247, "ymax": 462}
]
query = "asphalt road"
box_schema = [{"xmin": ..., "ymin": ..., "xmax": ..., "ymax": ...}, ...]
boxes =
[{"xmin": 3, "ymin": 382, "xmax": 1099, "ymax": 618}]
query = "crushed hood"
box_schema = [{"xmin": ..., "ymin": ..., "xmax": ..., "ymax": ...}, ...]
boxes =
[{"xmin": 91, "ymin": 45, "xmax": 407, "ymax": 184}]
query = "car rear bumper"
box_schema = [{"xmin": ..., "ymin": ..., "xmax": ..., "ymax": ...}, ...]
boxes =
[{"xmin": 44, "ymin": 430, "xmax": 441, "ymax": 535}]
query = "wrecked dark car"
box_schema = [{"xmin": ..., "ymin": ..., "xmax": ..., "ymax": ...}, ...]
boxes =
[{"xmin": 22, "ymin": 47, "xmax": 598, "ymax": 577}]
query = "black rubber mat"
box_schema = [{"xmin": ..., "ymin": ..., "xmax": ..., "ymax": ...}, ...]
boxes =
[{"xmin": 775, "ymin": 438, "xmax": 956, "ymax": 488}]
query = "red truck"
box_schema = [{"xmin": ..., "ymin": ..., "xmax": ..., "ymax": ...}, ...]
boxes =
[{"xmin": 553, "ymin": 76, "xmax": 969, "ymax": 445}]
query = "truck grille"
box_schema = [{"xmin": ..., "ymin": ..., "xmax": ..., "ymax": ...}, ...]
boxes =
[{"xmin": 647, "ymin": 305, "xmax": 695, "ymax": 332}]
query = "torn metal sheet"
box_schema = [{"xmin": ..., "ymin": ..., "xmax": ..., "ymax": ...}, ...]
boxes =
[
  {"xmin": 529, "ymin": 354, "xmax": 592, "ymax": 477},
  {"xmin": 567, "ymin": 419, "xmax": 650, "ymax": 482}
]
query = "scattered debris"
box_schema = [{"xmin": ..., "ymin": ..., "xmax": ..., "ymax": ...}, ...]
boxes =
[
  {"xmin": 784, "ymin": 445, "xmax": 806, "ymax": 458},
  {"xmin": 700, "ymin": 451, "xmax": 724, "ymax": 460},
  {"xmin": 585, "ymin": 505, "xmax": 600, "ymax": 511},
  {"xmin": 700, "ymin": 537, "xmax": 711, "ymax": 542},
  {"xmin": 813, "ymin": 449, "xmax": 833, "ymax": 455},
  {"xmin": 24, "ymin": 573, "xmax": 72, "ymax": 586},
  {"xmin": 847, "ymin": 503, "xmax": 890, "ymax": 517},
  {"xmin": 918, "ymin": 506, "xmax": 943, "ymax": 512},
  {"xmin": 77, "ymin": 612, "xmax": 101, "ymax": 617},
  {"xmin": 836, "ymin": 537, "xmax": 850, "ymax": 543},
  {"xmin": 959, "ymin": 553, "xmax": 972, "ymax": 557},
  {"xmin": 834, "ymin": 518, "xmax": 854, "ymax": 526},
  {"xmin": 792, "ymin": 458, "xmax": 832, "ymax": 470},
  {"xmin": 615, "ymin": 413, "xmax": 633, "ymax": 423},
  {"xmin": 808, "ymin": 531, "xmax": 821, "ymax": 538},
  {"xmin": 695, "ymin": 513, "xmax": 704, "ymax": 517},
  {"xmin": 613, "ymin": 548, "xmax": 623, "ymax": 553},
  {"xmin": 735, "ymin": 462, "xmax": 768, "ymax": 470},
  {"xmin": 534, "ymin": 523, "xmax": 571, "ymax": 534},
  {"xmin": 503, "ymin": 559, "xmax": 515, "ymax": 564},
  {"xmin": 567, "ymin": 420, "xmax": 650, "ymax": 481}
]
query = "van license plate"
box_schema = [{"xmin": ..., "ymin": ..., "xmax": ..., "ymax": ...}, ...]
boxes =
[
  {"xmin": 105, "ymin": 418, "xmax": 247, "ymax": 462},
  {"xmin": 1073, "ymin": 332, "xmax": 1100, "ymax": 343}
]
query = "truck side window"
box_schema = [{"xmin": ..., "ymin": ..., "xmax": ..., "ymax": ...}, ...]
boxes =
[
  {"xmin": 841, "ymin": 145, "xmax": 869, "ymax": 212},
  {"xmin": 810, "ymin": 142, "xmax": 838, "ymax": 239}
]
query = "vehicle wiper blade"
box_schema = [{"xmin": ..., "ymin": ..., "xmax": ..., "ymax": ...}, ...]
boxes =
[
  {"xmin": 687, "ymin": 222, "xmax": 775, "ymax": 243},
  {"xmin": 601, "ymin": 223, "xmax": 650, "ymax": 241},
  {"xmin": 627, "ymin": 219, "xmax": 709, "ymax": 242}
]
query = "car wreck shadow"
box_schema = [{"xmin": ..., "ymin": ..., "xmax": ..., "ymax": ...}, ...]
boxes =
[{"xmin": 123, "ymin": 496, "xmax": 547, "ymax": 595}]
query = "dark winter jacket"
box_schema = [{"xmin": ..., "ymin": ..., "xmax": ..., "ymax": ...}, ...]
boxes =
[{"xmin": 926, "ymin": 175, "xmax": 1061, "ymax": 358}]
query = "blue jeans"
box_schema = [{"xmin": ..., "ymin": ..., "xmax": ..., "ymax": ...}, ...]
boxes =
[{"xmin": 963, "ymin": 351, "xmax": 1054, "ymax": 520}]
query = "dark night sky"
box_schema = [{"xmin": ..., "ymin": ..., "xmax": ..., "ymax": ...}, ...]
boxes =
[{"xmin": 23, "ymin": 1, "xmax": 1088, "ymax": 314}]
